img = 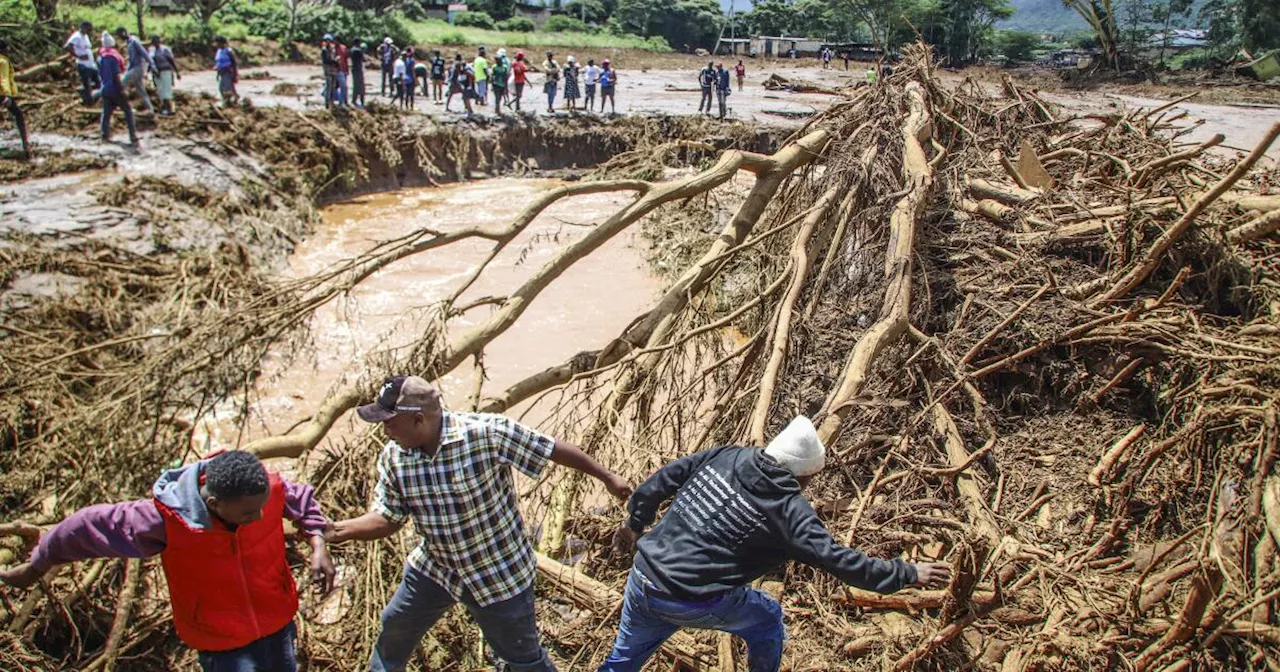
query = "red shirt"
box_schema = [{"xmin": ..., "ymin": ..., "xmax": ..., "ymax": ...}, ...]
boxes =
[
  {"xmin": 735, "ymin": 63, "xmax": 745, "ymax": 77},
  {"xmin": 337, "ymin": 44, "xmax": 349, "ymax": 73},
  {"xmin": 513, "ymin": 60, "xmax": 528, "ymax": 84}
]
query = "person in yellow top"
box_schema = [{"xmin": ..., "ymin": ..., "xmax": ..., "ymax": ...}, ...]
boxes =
[{"xmin": 0, "ymin": 39, "xmax": 31, "ymax": 160}]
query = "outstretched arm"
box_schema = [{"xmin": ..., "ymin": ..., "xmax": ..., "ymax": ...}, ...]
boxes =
[
  {"xmin": 780, "ymin": 496, "xmax": 951, "ymax": 593},
  {"xmin": 1, "ymin": 500, "xmax": 166, "ymax": 589},
  {"xmin": 550, "ymin": 439, "xmax": 632, "ymax": 501},
  {"xmin": 326, "ymin": 446, "xmax": 408, "ymax": 544},
  {"xmin": 326, "ymin": 511, "xmax": 404, "ymax": 543}
]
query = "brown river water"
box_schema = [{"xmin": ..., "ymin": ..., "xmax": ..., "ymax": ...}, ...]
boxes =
[{"xmin": 196, "ymin": 178, "xmax": 660, "ymax": 452}]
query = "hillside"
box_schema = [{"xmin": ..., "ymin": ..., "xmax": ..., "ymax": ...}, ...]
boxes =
[{"xmin": 999, "ymin": 0, "xmax": 1088, "ymax": 31}]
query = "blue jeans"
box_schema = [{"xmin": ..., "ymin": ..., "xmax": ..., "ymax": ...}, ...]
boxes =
[
  {"xmin": 598, "ymin": 568, "xmax": 785, "ymax": 672},
  {"xmin": 77, "ymin": 63, "xmax": 101, "ymax": 102},
  {"xmin": 545, "ymin": 81, "xmax": 557, "ymax": 111},
  {"xmin": 197, "ymin": 621, "xmax": 297, "ymax": 672},
  {"xmin": 100, "ymin": 93, "xmax": 137, "ymax": 145},
  {"xmin": 337, "ymin": 71, "xmax": 349, "ymax": 106},
  {"xmin": 370, "ymin": 566, "xmax": 555, "ymax": 672}
]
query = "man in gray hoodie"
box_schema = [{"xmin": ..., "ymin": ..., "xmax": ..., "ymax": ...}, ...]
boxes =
[
  {"xmin": 115, "ymin": 27, "xmax": 156, "ymax": 114},
  {"xmin": 602, "ymin": 417, "xmax": 952, "ymax": 672}
]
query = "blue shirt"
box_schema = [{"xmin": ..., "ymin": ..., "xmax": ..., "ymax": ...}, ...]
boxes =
[
  {"xmin": 214, "ymin": 47, "xmax": 235, "ymax": 71},
  {"xmin": 599, "ymin": 68, "xmax": 615, "ymax": 87},
  {"xmin": 403, "ymin": 56, "xmax": 415, "ymax": 82},
  {"xmin": 98, "ymin": 54, "xmax": 123, "ymax": 96}
]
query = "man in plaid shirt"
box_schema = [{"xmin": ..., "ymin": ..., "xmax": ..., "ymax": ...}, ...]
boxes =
[{"xmin": 327, "ymin": 375, "xmax": 632, "ymax": 672}]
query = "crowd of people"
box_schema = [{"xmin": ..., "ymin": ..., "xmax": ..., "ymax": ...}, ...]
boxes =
[
  {"xmin": 0, "ymin": 373, "xmax": 950, "ymax": 672},
  {"xmin": 314, "ymin": 36, "xmax": 621, "ymax": 118},
  {"xmin": 51, "ymin": 20, "xmax": 192, "ymax": 152}
]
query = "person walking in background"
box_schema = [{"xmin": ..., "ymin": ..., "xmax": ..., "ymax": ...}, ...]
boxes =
[
  {"xmin": 320, "ymin": 35, "xmax": 337, "ymax": 109},
  {"xmin": 429, "ymin": 49, "xmax": 445, "ymax": 103},
  {"xmin": 714, "ymin": 62, "xmax": 730, "ymax": 121},
  {"xmin": 0, "ymin": 451, "xmax": 335, "ymax": 672},
  {"xmin": 697, "ymin": 60, "xmax": 714, "ymax": 114},
  {"xmin": 351, "ymin": 40, "xmax": 367, "ymax": 108},
  {"xmin": 600, "ymin": 417, "xmax": 952, "ymax": 672},
  {"xmin": 335, "ymin": 36, "xmax": 350, "ymax": 107},
  {"xmin": 391, "ymin": 50, "xmax": 405, "ymax": 105},
  {"xmin": 322, "ymin": 375, "xmax": 632, "ymax": 672},
  {"xmin": 542, "ymin": 51, "xmax": 560, "ymax": 114},
  {"xmin": 473, "ymin": 46, "xmax": 490, "ymax": 106},
  {"xmin": 148, "ymin": 35, "xmax": 179, "ymax": 116},
  {"xmin": 213, "ymin": 35, "xmax": 238, "ymax": 108},
  {"xmin": 842, "ymin": 50, "xmax": 850, "ymax": 70},
  {"xmin": 822, "ymin": 46, "xmax": 832, "ymax": 69},
  {"xmin": 490, "ymin": 51, "xmax": 510, "ymax": 113},
  {"xmin": 583, "ymin": 58, "xmax": 599, "ymax": 111},
  {"xmin": 0, "ymin": 39, "xmax": 31, "ymax": 160},
  {"xmin": 734, "ymin": 59, "xmax": 745, "ymax": 92},
  {"xmin": 116, "ymin": 27, "xmax": 155, "ymax": 115},
  {"xmin": 401, "ymin": 48, "xmax": 416, "ymax": 110},
  {"xmin": 598, "ymin": 58, "xmax": 616, "ymax": 114},
  {"xmin": 98, "ymin": 33, "xmax": 137, "ymax": 149},
  {"xmin": 65, "ymin": 21, "xmax": 101, "ymax": 104},
  {"xmin": 562, "ymin": 55, "xmax": 580, "ymax": 111},
  {"xmin": 511, "ymin": 51, "xmax": 528, "ymax": 112},
  {"xmin": 413, "ymin": 57, "xmax": 429, "ymax": 98},
  {"xmin": 379, "ymin": 36, "xmax": 396, "ymax": 96}
]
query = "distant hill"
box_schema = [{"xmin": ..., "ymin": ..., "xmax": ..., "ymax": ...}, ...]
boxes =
[
  {"xmin": 723, "ymin": 0, "xmax": 1090, "ymax": 34},
  {"xmin": 1000, "ymin": 0, "xmax": 1088, "ymax": 33}
]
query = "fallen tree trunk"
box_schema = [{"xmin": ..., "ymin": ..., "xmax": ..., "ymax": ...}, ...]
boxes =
[{"xmin": 816, "ymin": 80, "xmax": 934, "ymax": 445}]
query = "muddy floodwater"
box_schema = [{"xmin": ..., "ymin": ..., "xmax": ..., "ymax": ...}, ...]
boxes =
[{"xmin": 199, "ymin": 178, "xmax": 660, "ymax": 450}]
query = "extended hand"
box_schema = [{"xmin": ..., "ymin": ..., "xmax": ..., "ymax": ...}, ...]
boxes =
[
  {"xmin": 310, "ymin": 545, "xmax": 336, "ymax": 595},
  {"xmin": 0, "ymin": 562, "xmax": 46, "ymax": 590},
  {"xmin": 911, "ymin": 562, "xmax": 952, "ymax": 589},
  {"xmin": 604, "ymin": 474, "xmax": 633, "ymax": 501},
  {"xmin": 611, "ymin": 525, "xmax": 639, "ymax": 559}
]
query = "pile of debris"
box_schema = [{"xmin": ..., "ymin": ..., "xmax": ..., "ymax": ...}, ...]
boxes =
[{"xmin": 3, "ymin": 43, "xmax": 1280, "ymax": 671}]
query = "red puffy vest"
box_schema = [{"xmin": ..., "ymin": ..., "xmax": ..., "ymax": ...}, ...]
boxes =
[{"xmin": 156, "ymin": 473, "xmax": 299, "ymax": 652}]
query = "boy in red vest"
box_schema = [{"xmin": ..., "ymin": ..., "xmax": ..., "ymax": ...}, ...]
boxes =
[{"xmin": 0, "ymin": 450, "xmax": 335, "ymax": 671}]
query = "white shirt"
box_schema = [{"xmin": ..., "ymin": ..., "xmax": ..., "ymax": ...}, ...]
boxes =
[
  {"xmin": 65, "ymin": 30, "xmax": 96, "ymax": 69},
  {"xmin": 393, "ymin": 58, "xmax": 406, "ymax": 79},
  {"xmin": 584, "ymin": 65, "xmax": 600, "ymax": 86}
]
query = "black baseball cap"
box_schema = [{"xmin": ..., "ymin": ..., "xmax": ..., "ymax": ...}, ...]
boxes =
[{"xmin": 356, "ymin": 375, "xmax": 440, "ymax": 422}]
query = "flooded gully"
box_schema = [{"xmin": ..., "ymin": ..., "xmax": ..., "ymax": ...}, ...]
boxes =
[{"xmin": 198, "ymin": 178, "xmax": 661, "ymax": 451}]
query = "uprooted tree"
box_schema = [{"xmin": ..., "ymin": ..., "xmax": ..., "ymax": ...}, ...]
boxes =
[{"xmin": 4, "ymin": 44, "xmax": 1280, "ymax": 670}]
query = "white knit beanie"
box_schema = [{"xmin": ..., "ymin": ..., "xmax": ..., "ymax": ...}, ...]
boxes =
[
  {"xmin": 764, "ymin": 416, "xmax": 826, "ymax": 477},
  {"xmin": 101, "ymin": 32, "xmax": 116, "ymax": 48}
]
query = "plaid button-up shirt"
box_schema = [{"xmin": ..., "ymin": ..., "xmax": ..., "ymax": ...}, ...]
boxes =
[{"xmin": 373, "ymin": 411, "xmax": 555, "ymax": 607}]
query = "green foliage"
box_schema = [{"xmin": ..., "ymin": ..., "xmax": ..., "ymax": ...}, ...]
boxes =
[
  {"xmin": 1199, "ymin": 0, "xmax": 1240, "ymax": 61},
  {"xmin": 564, "ymin": 0, "xmax": 609, "ymax": 23},
  {"xmin": 742, "ymin": 0, "xmax": 795, "ymax": 35},
  {"xmin": 438, "ymin": 28, "xmax": 468, "ymax": 44},
  {"xmin": 937, "ymin": 0, "xmax": 1013, "ymax": 65},
  {"xmin": 996, "ymin": 28, "xmax": 1040, "ymax": 61},
  {"xmin": 453, "ymin": 10, "xmax": 496, "ymax": 29},
  {"xmin": 467, "ymin": 0, "xmax": 516, "ymax": 20},
  {"xmin": 403, "ymin": 15, "xmax": 670, "ymax": 50},
  {"xmin": 613, "ymin": 0, "xmax": 720, "ymax": 50},
  {"xmin": 0, "ymin": 0, "xmax": 59, "ymax": 62},
  {"xmin": 544, "ymin": 15, "xmax": 593, "ymax": 32},
  {"xmin": 216, "ymin": 0, "xmax": 412, "ymax": 46},
  {"xmin": 495, "ymin": 16, "xmax": 536, "ymax": 32},
  {"xmin": 1240, "ymin": 0, "xmax": 1280, "ymax": 51}
]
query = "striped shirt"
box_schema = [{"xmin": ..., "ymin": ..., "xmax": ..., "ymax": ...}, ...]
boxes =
[{"xmin": 373, "ymin": 411, "xmax": 555, "ymax": 606}]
